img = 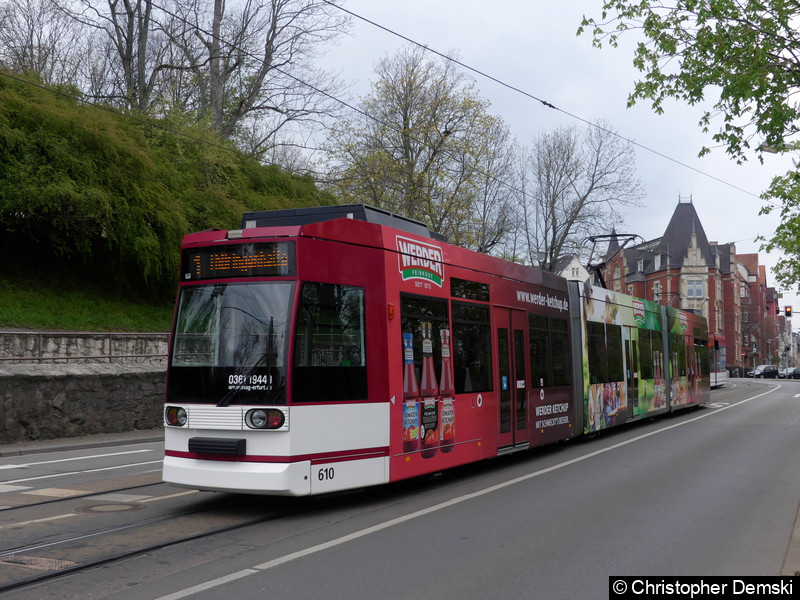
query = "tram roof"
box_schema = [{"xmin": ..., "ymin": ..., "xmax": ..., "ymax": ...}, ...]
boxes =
[
  {"xmin": 182, "ymin": 205, "xmax": 567, "ymax": 291},
  {"xmin": 241, "ymin": 204, "xmax": 444, "ymax": 241}
]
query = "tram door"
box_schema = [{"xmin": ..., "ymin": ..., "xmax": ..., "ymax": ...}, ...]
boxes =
[
  {"xmin": 688, "ymin": 340, "xmax": 698, "ymax": 401},
  {"xmin": 624, "ymin": 326, "xmax": 638, "ymax": 421},
  {"xmin": 495, "ymin": 308, "xmax": 529, "ymax": 449}
]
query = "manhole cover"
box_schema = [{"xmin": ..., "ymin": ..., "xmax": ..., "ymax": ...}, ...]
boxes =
[
  {"xmin": 0, "ymin": 555, "xmax": 78, "ymax": 571},
  {"xmin": 77, "ymin": 503, "xmax": 142, "ymax": 513}
]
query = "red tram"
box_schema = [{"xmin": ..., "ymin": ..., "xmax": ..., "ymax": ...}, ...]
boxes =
[{"xmin": 163, "ymin": 205, "xmax": 710, "ymax": 495}]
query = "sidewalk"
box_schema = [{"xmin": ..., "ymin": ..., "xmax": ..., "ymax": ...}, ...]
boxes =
[{"xmin": 0, "ymin": 428, "xmax": 163, "ymax": 457}]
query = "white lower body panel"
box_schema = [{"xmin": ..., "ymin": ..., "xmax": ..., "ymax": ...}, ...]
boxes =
[
  {"xmin": 163, "ymin": 455, "xmax": 312, "ymax": 496},
  {"xmin": 163, "ymin": 455, "xmax": 390, "ymax": 496}
]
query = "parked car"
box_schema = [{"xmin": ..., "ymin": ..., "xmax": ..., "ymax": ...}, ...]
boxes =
[
  {"xmin": 779, "ymin": 367, "xmax": 792, "ymax": 378},
  {"xmin": 752, "ymin": 364, "xmax": 779, "ymax": 378},
  {"xmin": 788, "ymin": 368, "xmax": 800, "ymax": 379}
]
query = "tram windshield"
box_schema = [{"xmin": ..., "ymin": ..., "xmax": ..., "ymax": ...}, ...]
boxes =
[{"xmin": 168, "ymin": 282, "xmax": 294, "ymax": 405}]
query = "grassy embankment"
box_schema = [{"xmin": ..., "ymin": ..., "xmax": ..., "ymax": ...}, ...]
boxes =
[{"xmin": 0, "ymin": 273, "xmax": 173, "ymax": 332}]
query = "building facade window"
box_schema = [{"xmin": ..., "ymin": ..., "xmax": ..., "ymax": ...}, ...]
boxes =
[
  {"xmin": 687, "ymin": 280, "xmax": 703, "ymax": 298},
  {"xmin": 653, "ymin": 281, "xmax": 662, "ymax": 301}
]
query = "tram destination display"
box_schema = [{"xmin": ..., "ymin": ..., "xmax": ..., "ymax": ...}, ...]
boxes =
[{"xmin": 182, "ymin": 242, "xmax": 295, "ymax": 280}]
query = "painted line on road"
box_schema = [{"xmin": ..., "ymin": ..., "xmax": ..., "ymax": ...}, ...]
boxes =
[
  {"xmin": 0, "ymin": 449, "xmax": 154, "ymax": 470},
  {"xmin": 155, "ymin": 386, "xmax": 779, "ymax": 600},
  {"xmin": 140, "ymin": 490, "xmax": 200, "ymax": 503},
  {"xmin": 0, "ymin": 513, "xmax": 77, "ymax": 531},
  {"xmin": 2, "ymin": 460, "xmax": 163, "ymax": 485}
]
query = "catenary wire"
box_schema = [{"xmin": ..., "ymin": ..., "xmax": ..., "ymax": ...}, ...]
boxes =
[{"xmin": 320, "ymin": 0, "xmax": 771, "ymax": 201}]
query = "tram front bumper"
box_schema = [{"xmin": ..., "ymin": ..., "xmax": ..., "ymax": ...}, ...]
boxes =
[{"xmin": 162, "ymin": 455, "xmax": 311, "ymax": 496}]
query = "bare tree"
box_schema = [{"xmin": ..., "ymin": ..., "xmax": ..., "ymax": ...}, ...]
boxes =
[
  {"xmin": 52, "ymin": 0, "xmax": 171, "ymax": 112},
  {"xmin": 16, "ymin": 0, "xmax": 348, "ymax": 158},
  {"xmin": 324, "ymin": 45, "xmax": 516, "ymax": 250},
  {"xmin": 159, "ymin": 0, "xmax": 349, "ymax": 151},
  {"xmin": 459, "ymin": 118, "xmax": 518, "ymax": 253},
  {"xmin": 517, "ymin": 121, "xmax": 644, "ymax": 272},
  {"xmin": 0, "ymin": 0, "xmax": 84, "ymax": 85}
]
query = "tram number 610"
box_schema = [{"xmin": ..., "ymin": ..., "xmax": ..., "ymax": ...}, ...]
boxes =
[{"xmin": 317, "ymin": 467, "xmax": 335, "ymax": 481}]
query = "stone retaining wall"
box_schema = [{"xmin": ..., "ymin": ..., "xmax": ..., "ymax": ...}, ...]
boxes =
[
  {"xmin": 0, "ymin": 332, "xmax": 167, "ymax": 443},
  {"xmin": 0, "ymin": 331, "xmax": 168, "ymax": 365}
]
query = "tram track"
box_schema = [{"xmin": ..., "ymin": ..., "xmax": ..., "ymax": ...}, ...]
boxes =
[
  {"xmin": 0, "ymin": 488, "xmax": 308, "ymax": 596},
  {"xmin": 0, "ymin": 481, "xmax": 165, "ymax": 513}
]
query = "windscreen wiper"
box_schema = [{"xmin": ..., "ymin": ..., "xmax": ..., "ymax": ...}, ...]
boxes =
[{"xmin": 217, "ymin": 317, "xmax": 277, "ymax": 407}]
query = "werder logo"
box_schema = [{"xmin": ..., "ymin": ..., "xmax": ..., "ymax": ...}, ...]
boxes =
[
  {"xmin": 632, "ymin": 299, "xmax": 646, "ymax": 325},
  {"xmin": 396, "ymin": 236, "xmax": 444, "ymax": 287}
]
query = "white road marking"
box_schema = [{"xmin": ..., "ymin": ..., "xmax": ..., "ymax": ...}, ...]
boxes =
[
  {"xmin": 0, "ymin": 449, "xmax": 153, "ymax": 470},
  {"xmin": 2, "ymin": 460, "xmax": 162, "ymax": 485},
  {"xmin": 0, "ymin": 513, "xmax": 77, "ymax": 531}
]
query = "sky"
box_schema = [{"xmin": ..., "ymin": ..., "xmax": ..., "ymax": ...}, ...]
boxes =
[{"xmin": 317, "ymin": 0, "xmax": 799, "ymax": 315}]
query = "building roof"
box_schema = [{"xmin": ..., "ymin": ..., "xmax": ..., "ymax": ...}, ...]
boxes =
[
  {"xmin": 655, "ymin": 200, "xmax": 716, "ymax": 268},
  {"xmin": 620, "ymin": 200, "xmax": 720, "ymax": 275}
]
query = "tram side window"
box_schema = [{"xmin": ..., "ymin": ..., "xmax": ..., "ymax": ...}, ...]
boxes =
[
  {"xmin": 587, "ymin": 322, "xmax": 607, "ymax": 384},
  {"xmin": 451, "ymin": 301, "xmax": 492, "ymax": 393},
  {"xmin": 550, "ymin": 318, "xmax": 570, "ymax": 386},
  {"xmin": 587, "ymin": 322, "xmax": 623, "ymax": 383},
  {"xmin": 670, "ymin": 334, "xmax": 687, "ymax": 377},
  {"xmin": 652, "ymin": 331, "xmax": 663, "ymax": 361},
  {"xmin": 606, "ymin": 324, "xmax": 623, "ymax": 382},
  {"xmin": 639, "ymin": 331, "xmax": 654, "ymax": 380},
  {"xmin": 293, "ymin": 283, "xmax": 367, "ymax": 402},
  {"xmin": 695, "ymin": 338, "xmax": 710, "ymax": 376},
  {"xmin": 529, "ymin": 315, "xmax": 550, "ymax": 387},
  {"xmin": 400, "ymin": 294, "xmax": 449, "ymax": 390},
  {"xmin": 450, "ymin": 278, "xmax": 490, "ymax": 302},
  {"xmin": 529, "ymin": 316, "xmax": 570, "ymax": 387}
]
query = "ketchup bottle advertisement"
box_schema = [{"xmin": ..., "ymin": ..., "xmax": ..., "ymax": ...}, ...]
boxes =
[
  {"xmin": 439, "ymin": 328, "xmax": 455, "ymax": 452},
  {"xmin": 402, "ymin": 332, "xmax": 420, "ymax": 453},
  {"xmin": 418, "ymin": 322, "xmax": 439, "ymax": 458}
]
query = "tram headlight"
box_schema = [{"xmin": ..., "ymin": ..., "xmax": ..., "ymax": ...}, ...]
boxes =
[
  {"xmin": 245, "ymin": 408, "xmax": 285, "ymax": 430},
  {"xmin": 165, "ymin": 406, "xmax": 187, "ymax": 427}
]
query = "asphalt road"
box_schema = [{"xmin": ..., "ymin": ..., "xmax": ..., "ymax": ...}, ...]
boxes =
[{"xmin": 1, "ymin": 380, "xmax": 798, "ymax": 600}]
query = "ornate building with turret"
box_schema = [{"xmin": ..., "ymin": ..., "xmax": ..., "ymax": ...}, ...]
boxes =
[{"xmin": 600, "ymin": 198, "xmax": 789, "ymax": 371}]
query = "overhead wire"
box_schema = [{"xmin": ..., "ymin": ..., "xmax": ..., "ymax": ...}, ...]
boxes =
[
  {"xmin": 161, "ymin": 0, "xmax": 764, "ymax": 209},
  {"xmin": 147, "ymin": 0, "xmax": 534, "ymax": 196},
  {"xmin": 320, "ymin": 0, "xmax": 769, "ymax": 201}
]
